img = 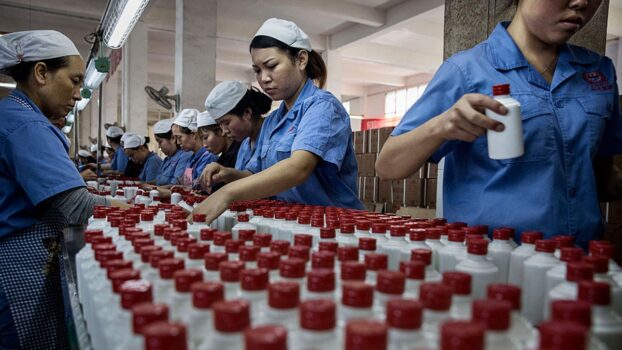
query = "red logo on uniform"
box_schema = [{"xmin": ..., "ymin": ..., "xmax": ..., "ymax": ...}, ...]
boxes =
[{"xmin": 583, "ymin": 71, "xmax": 612, "ymax": 91}]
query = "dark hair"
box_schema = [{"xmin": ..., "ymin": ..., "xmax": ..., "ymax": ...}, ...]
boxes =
[
  {"xmin": 226, "ymin": 87, "xmax": 272, "ymax": 119},
  {"xmin": 178, "ymin": 126, "xmax": 194, "ymax": 134},
  {"xmin": 5, "ymin": 56, "xmax": 72, "ymax": 83},
  {"xmin": 107, "ymin": 135, "xmax": 122, "ymax": 145},
  {"xmin": 198, "ymin": 125, "xmax": 224, "ymax": 136},
  {"xmin": 250, "ymin": 35, "xmax": 327, "ymax": 89},
  {"xmin": 155, "ymin": 130, "xmax": 173, "ymax": 140}
]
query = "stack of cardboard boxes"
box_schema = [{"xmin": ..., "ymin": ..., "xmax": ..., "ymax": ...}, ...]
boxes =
[{"xmin": 354, "ymin": 127, "xmax": 438, "ymax": 213}]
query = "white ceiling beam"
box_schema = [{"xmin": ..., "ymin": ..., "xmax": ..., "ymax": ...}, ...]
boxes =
[
  {"xmin": 608, "ymin": 6, "xmax": 622, "ymax": 37},
  {"xmin": 340, "ymin": 43, "xmax": 442, "ymax": 72},
  {"xmin": 342, "ymin": 66, "xmax": 405, "ymax": 87},
  {"xmin": 341, "ymin": 82, "xmax": 367, "ymax": 97},
  {"xmin": 329, "ymin": 0, "xmax": 444, "ymax": 50}
]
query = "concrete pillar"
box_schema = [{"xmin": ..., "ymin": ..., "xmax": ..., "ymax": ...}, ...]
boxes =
[
  {"xmin": 175, "ymin": 0, "xmax": 217, "ymax": 110},
  {"xmin": 323, "ymin": 49, "xmax": 342, "ymax": 100},
  {"xmin": 122, "ymin": 20, "xmax": 149, "ymax": 135}
]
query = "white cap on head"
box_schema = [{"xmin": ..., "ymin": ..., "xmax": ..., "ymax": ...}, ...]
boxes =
[
  {"xmin": 90, "ymin": 144, "xmax": 98, "ymax": 153},
  {"xmin": 253, "ymin": 18, "xmax": 312, "ymax": 51},
  {"xmin": 0, "ymin": 30, "xmax": 80, "ymax": 74},
  {"xmin": 197, "ymin": 110, "xmax": 217, "ymax": 128},
  {"xmin": 204, "ymin": 81, "xmax": 247, "ymax": 120},
  {"xmin": 154, "ymin": 118, "xmax": 174, "ymax": 134},
  {"xmin": 124, "ymin": 134, "xmax": 145, "ymax": 149},
  {"xmin": 173, "ymin": 108, "xmax": 199, "ymax": 132},
  {"xmin": 78, "ymin": 149, "xmax": 91, "ymax": 158},
  {"xmin": 104, "ymin": 141, "xmax": 112, "ymax": 149},
  {"xmin": 106, "ymin": 126, "xmax": 124, "ymax": 138},
  {"xmin": 121, "ymin": 132, "xmax": 134, "ymax": 143}
]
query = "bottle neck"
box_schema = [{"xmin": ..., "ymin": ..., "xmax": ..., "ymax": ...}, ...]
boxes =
[{"xmin": 467, "ymin": 253, "xmax": 488, "ymax": 261}]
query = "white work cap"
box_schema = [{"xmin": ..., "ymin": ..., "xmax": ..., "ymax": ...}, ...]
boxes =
[
  {"xmin": 204, "ymin": 81, "xmax": 247, "ymax": 120},
  {"xmin": 104, "ymin": 141, "xmax": 112, "ymax": 149},
  {"xmin": 153, "ymin": 118, "xmax": 174, "ymax": 134},
  {"xmin": 124, "ymin": 134, "xmax": 145, "ymax": 149},
  {"xmin": 78, "ymin": 149, "xmax": 91, "ymax": 158},
  {"xmin": 253, "ymin": 18, "xmax": 312, "ymax": 51},
  {"xmin": 89, "ymin": 144, "xmax": 98, "ymax": 153},
  {"xmin": 197, "ymin": 111, "xmax": 217, "ymax": 128},
  {"xmin": 173, "ymin": 108, "xmax": 199, "ymax": 132},
  {"xmin": 106, "ymin": 126, "xmax": 124, "ymax": 138},
  {"xmin": 0, "ymin": 30, "xmax": 80, "ymax": 74}
]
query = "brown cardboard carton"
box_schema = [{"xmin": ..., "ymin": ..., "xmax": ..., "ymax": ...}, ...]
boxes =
[
  {"xmin": 356, "ymin": 154, "xmax": 364, "ymax": 176},
  {"xmin": 378, "ymin": 179, "xmax": 392, "ymax": 202},
  {"xmin": 405, "ymin": 177, "xmax": 424, "ymax": 207},
  {"xmin": 368, "ymin": 127, "xmax": 394, "ymax": 153},
  {"xmin": 353, "ymin": 131, "xmax": 365, "ymax": 154},
  {"xmin": 427, "ymin": 162, "xmax": 438, "ymax": 179},
  {"xmin": 361, "ymin": 153, "xmax": 377, "ymax": 177},
  {"xmin": 396, "ymin": 207, "xmax": 437, "ymax": 219},
  {"xmin": 362, "ymin": 176, "xmax": 378, "ymax": 202},
  {"xmin": 426, "ymin": 179, "xmax": 438, "ymax": 208},
  {"xmin": 391, "ymin": 179, "xmax": 405, "ymax": 207}
]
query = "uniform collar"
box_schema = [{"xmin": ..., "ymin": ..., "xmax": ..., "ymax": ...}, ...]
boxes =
[{"xmin": 10, "ymin": 89, "xmax": 45, "ymax": 116}]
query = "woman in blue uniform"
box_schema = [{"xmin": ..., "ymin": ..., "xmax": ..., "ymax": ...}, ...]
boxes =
[
  {"xmin": 99, "ymin": 125, "xmax": 128, "ymax": 174},
  {"xmin": 0, "ymin": 30, "xmax": 126, "ymax": 348},
  {"xmin": 194, "ymin": 18, "xmax": 363, "ymax": 222},
  {"xmin": 376, "ymin": 0, "xmax": 621, "ymax": 248},
  {"xmin": 153, "ymin": 118, "xmax": 192, "ymax": 186},
  {"xmin": 123, "ymin": 134, "xmax": 163, "ymax": 183},
  {"xmin": 197, "ymin": 111, "xmax": 241, "ymax": 192}
]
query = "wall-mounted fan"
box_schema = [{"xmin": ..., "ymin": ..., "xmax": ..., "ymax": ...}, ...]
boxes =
[{"xmin": 145, "ymin": 85, "xmax": 180, "ymax": 112}]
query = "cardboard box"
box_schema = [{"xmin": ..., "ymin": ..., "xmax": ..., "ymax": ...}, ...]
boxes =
[
  {"xmin": 353, "ymin": 131, "xmax": 366, "ymax": 154},
  {"xmin": 396, "ymin": 206, "xmax": 437, "ymax": 219},
  {"xmin": 355, "ymin": 154, "xmax": 364, "ymax": 176},
  {"xmin": 404, "ymin": 177, "xmax": 424, "ymax": 207},
  {"xmin": 425, "ymin": 178, "xmax": 438, "ymax": 208},
  {"xmin": 384, "ymin": 202, "xmax": 399, "ymax": 214},
  {"xmin": 427, "ymin": 162, "xmax": 438, "ymax": 179},
  {"xmin": 361, "ymin": 153, "xmax": 377, "ymax": 177},
  {"xmin": 378, "ymin": 179, "xmax": 392, "ymax": 202},
  {"xmin": 362, "ymin": 176, "xmax": 378, "ymax": 203},
  {"xmin": 391, "ymin": 179, "xmax": 405, "ymax": 207},
  {"xmin": 357, "ymin": 176, "xmax": 363, "ymax": 200},
  {"xmin": 368, "ymin": 127, "xmax": 394, "ymax": 153}
]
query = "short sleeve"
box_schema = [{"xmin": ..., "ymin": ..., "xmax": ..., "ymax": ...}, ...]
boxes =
[
  {"xmin": 291, "ymin": 98, "xmax": 351, "ymax": 170},
  {"xmin": 597, "ymin": 64, "xmax": 622, "ymax": 157},
  {"xmin": 143, "ymin": 155, "xmax": 162, "ymax": 182},
  {"xmin": 391, "ymin": 60, "xmax": 471, "ymax": 163},
  {"xmin": 4, "ymin": 122, "xmax": 85, "ymax": 205}
]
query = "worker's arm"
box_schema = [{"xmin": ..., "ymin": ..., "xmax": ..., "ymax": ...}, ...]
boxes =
[{"xmin": 198, "ymin": 162, "xmax": 253, "ymax": 190}]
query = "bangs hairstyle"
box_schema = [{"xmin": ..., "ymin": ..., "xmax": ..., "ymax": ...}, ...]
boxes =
[
  {"xmin": 250, "ymin": 35, "xmax": 327, "ymax": 89},
  {"xmin": 198, "ymin": 125, "xmax": 224, "ymax": 136},
  {"xmin": 155, "ymin": 130, "xmax": 174, "ymax": 140},
  {"xmin": 5, "ymin": 56, "xmax": 72, "ymax": 83},
  {"xmin": 226, "ymin": 87, "xmax": 272, "ymax": 120}
]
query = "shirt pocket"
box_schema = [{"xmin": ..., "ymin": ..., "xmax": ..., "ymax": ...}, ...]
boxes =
[
  {"xmin": 273, "ymin": 132, "xmax": 296, "ymax": 162},
  {"xmin": 578, "ymin": 95, "xmax": 612, "ymax": 154}
]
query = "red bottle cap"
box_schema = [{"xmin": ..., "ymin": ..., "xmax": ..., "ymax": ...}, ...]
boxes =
[
  {"xmin": 241, "ymin": 268, "xmax": 269, "ymax": 291},
  {"xmin": 446, "ymin": 222, "xmax": 467, "ymax": 230},
  {"xmin": 409, "ymin": 229, "xmax": 427, "ymax": 241},
  {"xmin": 204, "ymin": 252, "xmax": 228, "ymax": 271},
  {"xmin": 420, "ymin": 283, "xmax": 452, "ymax": 311},
  {"xmin": 288, "ymin": 245, "xmax": 310, "ymax": 262},
  {"xmin": 192, "ymin": 214, "xmax": 206, "ymax": 223},
  {"xmin": 492, "ymin": 84, "xmax": 510, "ymax": 96},
  {"xmin": 566, "ymin": 262, "xmax": 594, "ymax": 282},
  {"xmin": 521, "ymin": 231, "xmax": 543, "ymax": 244},
  {"xmin": 213, "ymin": 232, "xmax": 233, "ymax": 246},
  {"xmin": 143, "ymin": 321, "xmax": 188, "ymax": 350},
  {"xmin": 338, "ymin": 246, "xmax": 359, "ymax": 262},
  {"xmin": 364, "ymin": 253, "xmax": 388, "ymax": 271},
  {"xmin": 176, "ymin": 237, "xmax": 197, "ymax": 253},
  {"xmin": 239, "ymin": 229, "xmax": 256, "ymax": 242},
  {"xmin": 172, "ymin": 220, "xmax": 187, "ymax": 231},
  {"xmin": 410, "ymin": 249, "xmax": 432, "ymax": 266},
  {"xmin": 356, "ymin": 220, "xmax": 371, "ymax": 231},
  {"xmin": 96, "ymin": 250, "xmax": 123, "ymax": 264},
  {"xmin": 244, "ymin": 325, "xmax": 288, "ymax": 350},
  {"xmin": 200, "ymin": 228, "xmax": 216, "ymax": 241},
  {"xmin": 318, "ymin": 241, "xmax": 338, "ymax": 253},
  {"xmin": 386, "ymin": 298, "xmax": 423, "ymax": 330},
  {"xmin": 293, "ymin": 234, "xmax": 313, "ymax": 247},
  {"xmin": 132, "ymin": 303, "xmax": 168, "ymax": 335},
  {"xmin": 253, "ymin": 233, "xmax": 272, "ymax": 247},
  {"xmin": 448, "ymin": 229, "xmax": 466, "ymax": 243},
  {"xmin": 149, "ymin": 250, "xmax": 174, "ymax": 269},
  {"xmin": 578, "ymin": 281, "xmax": 611, "ymax": 306},
  {"xmin": 153, "ymin": 224, "xmax": 168, "ymax": 237},
  {"xmin": 358, "ymin": 237, "xmax": 376, "ymax": 251},
  {"xmin": 340, "ymin": 223, "xmax": 355, "ymax": 234},
  {"xmin": 553, "ymin": 235, "xmax": 575, "ymax": 249},
  {"xmin": 345, "ymin": 319, "xmax": 388, "ymax": 350},
  {"xmin": 426, "ymin": 228, "xmax": 442, "ymax": 240},
  {"xmin": 239, "ymin": 245, "xmax": 261, "ymax": 262},
  {"xmin": 376, "ymin": 270, "xmax": 405, "ymax": 295},
  {"xmin": 538, "ymin": 321, "xmax": 588, "ymax": 350},
  {"xmin": 389, "ymin": 225, "xmax": 406, "ymax": 237},
  {"xmin": 279, "ymin": 258, "xmax": 306, "ymax": 278},
  {"xmin": 487, "ymin": 284, "xmax": 521, "ymax": 311},
  {"xmin": 110, "ymin": 269, "xmax": 141, "ymax": 293},
  {"xmin": 257, "ymin": 252, "xmax": 280, "ymax": 270},
  {"xmin": 84, "ymin": 229, "xmax": 103, "ymax": 243},
  {"xmin": 320, "ymin": 227, "xmax": 336, "ymax": 239},
  {"xmin": 103, "ymin": 260, "xmax": 133, "ymax": 278},
  {"xmin": 341, "ymin": 282, "xmax": 374, "ymax": 308},
  {"xmin": 300, "ymin": 300, "xmax": 335, "ymax": 331},
  {"xmin": 399, "ymin": 261, "xmax": 425, "ymax": 280},
  {"xmin": 237, "ymin": 213, "xmax": 250, "ymax": 222},
  {"xmin": 311, "ymin": 251, "xmax": 335, "ymax": 270},
  {"xmin": 187, "ymin": 243, "xmax": 210, "ymax": 260},
  {"xmin": 582, "ymin": 255, "xmax": 609, "ymax": 274},
  {"xmin": 551, "ymin": 300, "xmax": 592, "ymax": 328},
  {"xmin": 590, "ymin": 244, "xmax": 614, "ymax": 259},
  {"xmin": 174, "ymin": 269, "xmax": 203, "ymax": 292},
  {"xmin": 191, "ymin": 281, "xmax": 224, "ymax": 309},
  {"xmin": 442, "ymin": 271, "xmax": 472, "ymax": 296},
  {"xmin": 371, "ymin": 222, "xmax": 387, "ymax": 234},
  {"xmin": 560, "ymin": 247, "xmax": 584, "ymax": 263},
  {"xmin": 341, "ymin": 261, "xmax": 366, "ymax": 281},
  {"xmin": 219, "ymin": 260, "xmax": 245, "ymax": 282},
  {"xmin": 307, "ymin": 269, "xmax": 335, "ymax": 292},
  {"xmin": 467, "ymin": 239, "xmax": 488, "ymax": 255},
  {"xmin": 120, "ymin": 279, "xmax": 153, "ymax": 310},
  {"xmin": 270, "ymin": 240, "xmax": 290, "ymax": 256},
  {"xmin": 535, "ymin": 239, "xmax": 557, "ymax": 253},
  {"xmin": 225, "ymin": 239, "xmax": 243, "ymax": 254},
  {"xmin": 492, "ymin": 228, "xmax": 513, "ymax": 241},
  {"xmin": 213, "ymin": 299, "xmax": 251, "ymax": 333},
  {"xmin": 472, "ymin": 299, "xmax": 511, "ymax": 331},
  {"xmin": 158, "ymin": 258, "xmax": 185, "ymax": 279},
  {"xmin": 268, "ymin": 282, "xmax": 300, "ymax": 309},
  {"xmin": 91, "ymin": 237, "xmax": 113, "ymax": 245},
  {"xmin": 440, "ymin": 321, "xmax": 485, "ymax": 350}
]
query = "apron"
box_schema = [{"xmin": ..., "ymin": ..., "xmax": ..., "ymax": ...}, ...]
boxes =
[{"xmin": 0, "ymin": 208, "xmax": 69, "ymax": 349}]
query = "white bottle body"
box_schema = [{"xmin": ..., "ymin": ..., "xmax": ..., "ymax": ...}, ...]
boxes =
[{"xmin": 486, "ymin": 94, "xmax": 524, "ymax": 160}]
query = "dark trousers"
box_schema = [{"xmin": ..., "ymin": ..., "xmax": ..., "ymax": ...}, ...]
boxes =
[{"xmin": 0, "ymin": 283, "xmax": 19, "ymax": 349}]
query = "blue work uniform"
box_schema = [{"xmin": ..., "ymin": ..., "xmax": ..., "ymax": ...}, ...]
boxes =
[
  {"xmin": 235, "ymin": 137, "xmax": 257, "ymax": 171},
  {"xmin": 191, "ymin": 147, "xmax": 218, "ymax": 181},
  {"xmin": 139, "ymin": 152, "xmax": 163, "ymax": 182},
  {"xmin": 0, "ymin": 90, "xmax": 85, "ymax": 237},
  {"xmin": 110, "ymin": 146, "xmax": 129, "ymax": 173},
  {"xmin": 246, "ymin": 79, "xmax": 363, "ymax": 209},
  {"xmin": 155, "ymin": 149, "xmax": 192, "ymax": 186},
  {"xmin": 392, "ymin": 22, "xmax": 622, "ymax": 247}
]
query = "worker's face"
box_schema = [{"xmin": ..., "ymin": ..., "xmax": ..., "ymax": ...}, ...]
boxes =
[
  {"xmin": 515, "ymin": 0, "xmax": 602, "ymax": 45},
  {"xmin": 251, "ymin": 47, "xmax": 307, "ymax": 102},
  {"xmin": 218, "ymin": 112, "xmax": 252, "ymax": 142},
  {"xmin": 36, "ymin": 55, "xmax": 84, "ymax": 118},
  {"xmin": 156, "ymin": 135, "xmax": 177, "ymax": 156},
  {"xmin": 105, "ymin": 148, "xmax": 114, "ymax": 159},
  {"xmin": 172, "ymin": 124, "xmax": 196, "ymax": 152},
  {"xmin": 126, "ymin": 147, "xmax": 148, "ymax": 164},
  {"xmin": 200, "ymin": 128, "xmax": 227, "ymax": 154}
]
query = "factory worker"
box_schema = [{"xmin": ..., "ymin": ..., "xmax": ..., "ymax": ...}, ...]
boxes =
[
  {"xmin": 124, "ymin": 133, "xmax": 163, "ymax": 183},
  {"xmin": 77, "ymin": 149, "xmax": 95, "ymax": 172},
  {"xmin": 153, "ymin": 118, "xmax": 192, "ymax": 186},
  {"xmin": 197, "ymin": 111, "xmax": 241, "ymax": 192},
  {"xmin": 194, "ymin": 18, "xmax": 363, "ymax": 222},
  {"xmin": 100, "ymin": 125, "xmax": 128, "ymax": 174},
  {"xmin": 172, "ymin": 108, "xmax": 218, "ymax": 188},
  {"xmin": 376, "ymin": 0, "xmax": 621, "ymax": 247},
  {"xmin": 0, "ymin": 30, "xmax": 127, "ymax": 349}
]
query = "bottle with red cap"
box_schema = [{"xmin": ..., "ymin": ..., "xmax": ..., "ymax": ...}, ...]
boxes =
[
  {"xmin": 584, "ymin": 255, "xmax": 622, "ymax": 316},
  {"xmin": 589, "ymin": 241, "xmax": 622, "ymax": 280},
  {"xmin": 400, "ymin": 229, "xmax": 432, "ymax": 262},
  {"xmin": 374, "ymin": 270, "xmax": 406, "ymax": 316},
  {"xmin": 279, "ymin": 212, "xmax": 300, "ymax": 244},
  {"xmin": 339, "ymin": 282, "xmax": 375, "ymax": 327},
  {"xmin": 278, "ymin": 257, "xmax": 307, "ymax": 285},
  {"xmin": 239, "ymin": 268, "xmax": 270, "ymax": 322},
  {"xmin": 154, "ymin": 258, "xmax": 185, "ymax": 303},
  {"xmin": 189, "ymin": 282, "xmax": 224, "ymax": 348},
  {"xmin": 137, "ymin": 211, "xmax": 156, "ymax": 235},
  {"xmin": 440, "ymin": 321, "xmax": 485, "ymax": 350},
  {"xmin": 424, "ymin": 227, "xmax": 445, "ymax": 270},
  {"xmin": 231, "ymin": 214, "xmax": 257, "ymax": 241},
  {"xmin": 473, "ymin": 299, "xmax": 521, "ymax": 349},
  {"xmin": 219, "ymin": 260, "xmax": 245, "ymax": 299},
  {"xmin": 217, "ymin": 203, "xmax": 239, "ymax": 232},
  {"xmin": 487, "ymin": 284, "xmax": 536, "ymax": 348},
  {"xmin": 546, "ymin": 247, "xmax": 585, "ymax": 293},
  {"xmin": 354, "ymin": 220, "xmax": 372, "ymax": 239},
  {"xmin": 508, "ymin": 230, "xmax": 543, "ymax": 285},
  {"xmin": 170, "ymin": 269, "xmax": 203, "ymax": 322},
  {"xmin": 538, "ymin": 320, "xmax": 589, "ymax": 350},
  {"xmin": 437, "ymin": 229, "xmax": 466, "ymax": 273},
  {"xmin": 345, "ymin": 319, "xmax": 388, "ymax": 350},
  {"xmin": 550, "ymin": 300, "xmax": 608, "ymax": 350},
  {"xmin": 378, "ymin": 225, "xmax": 408, "ymax": 270},
  {"xmin": 245, "ymin": 325, "xmax": 288, "ymax": 350},
  {"xmin": 258, "ymin": 282, "xmax": 301, "ymax": 332},
  {"xmin": 522, "ymin": 239, "xmax": 561, "ymax": 325},
  {"xmin": 211, "ymin": 231, "xmax": 232, "ymax": 254},
  {"xmin": 488, "ymin": 227, "xmax": 515, "ymax": 283},
  {"xmin": 578, "ymin": 281, "xmax": 622, "ymax": 349},
  {"xmin": 364, "ymin": 253, "xmax": 389, "ymax": 285},
  {"xmin": 443, "ymin": 272, "xmax": 472, "ymax": 320},
  {"xmin": 337, "ymin": 222, "xmax": 358, "ymax": 248},
  {"xmin": 143, "ymin": 321, "xmax": 189, "ymax": 350},
  {"xmin": 552, "ymin": 235, "xmax": 576, "ymax": 259},
  {"xmin": 486, "ymin": 83, "xmax": 524, "ymax": 160},
  {"xmin": 114, "ymin": 302, "xmax": 169, "ymax": 350},
  {"xmin": 544, "ymin": 262, "xmax": 595, "ymax": 320},
  {"xmin": 455, "ymin": 238, "xmax": 499, "ymax": 299},
  {"xmin": 411, "ymin": 249, "xmax": 442, "ymax": 282},
  {"xmin": 292, "ymin": 300, "xmax": 339, "ymax": 350},
  {"xmin": 188, "ymin": 213, "xmax": 210, "ymax": 239},
  {"xmin": 305, "ymin": 269, "xmax": 336, "ymax": 300},
  {"xmin": 420, "ymin": 282, "xmax": 453, "ymax": 345},
  {"xmin": 386, "ymin": 299, "xmax": 427, "ymax": 350},
  {"xmin": 370, "ymin": 222, "xmax": 388, "ymax": 245},
  {"xmin": 198, "ymin": 299, "xmax": 251, "ymax": 350},
  {"xmin": 400, "ymin": 261, "xmax": 426, "ymax": 299},
  {"xmin": 358, "ymin": 237, "xmax": 377, "ymax": 263}
]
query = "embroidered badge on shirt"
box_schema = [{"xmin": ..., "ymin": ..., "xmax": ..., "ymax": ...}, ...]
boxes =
[{"xmin": 583, "ymin": 71, "xmax": 612, "ymax": 92}]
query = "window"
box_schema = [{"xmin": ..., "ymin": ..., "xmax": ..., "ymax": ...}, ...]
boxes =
[
  {"xmin": 384, "ymin": 83, "xmax": 428, "ymax": 119},
  {"xmin": 343, "ymin": 101, "xmax": 351, "ymax": 114},
  {"xmin": 385, "ymin": 91, "xmax": 396, "ymax": 117}
]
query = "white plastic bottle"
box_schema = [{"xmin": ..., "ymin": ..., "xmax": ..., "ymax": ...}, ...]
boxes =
[
  {"xmin": 345, "ymin": 319, "xmax": 388, "ymax": 350},
  {"xmin": 211, "ymin": 232, "xmax": 232, "ymax": 254},
  {"xmin": 590, "ymin": 241, "xmax": 622, "ymax": 280},
  {"xmin": 115, "ymin": 302, "xmax": 169, "ymax": 350},
  {"xmin": 364, "ymin": 253, "xmax": 388, "ymax": 285},
  {"xmin": 583, "ymin": 255, "xmax": 622, "ymax": 316},
  {"xmin": 544, "ymin": 262, "xmax": 594, "ymax": 320},
  {"xmin": 143, "ymin": 321, "xmax": 188, "ymax": 350},
  {"xmin": 399, "ymin": 261, "xmax": 426, "ymax": 299},
  {"xmin": 188, "ymin": 282, "xmax": 224, "ymax": 349},
  {"xmin": 550, "ymin": 299, "xmax": 609, "ymax": 350},
  {"xmin": 546, "ymin": 247, "xmax": 585, "ymax": 294},
  {"xmin": 358, "ymin": 237, "xmax": 377, "ymax": 263},
  {"xmin": 521, "ymin": 239, "xmax": 561, "ymax": 325},
  {"xmin": 244, "ymin": 325, "xmax": 288, "ymax": 350},
  {"xmin": 370, "ymin": 222, "xmax": 389, "ymax": 245},
  {"xmin": 400, "ymin": 229, "xmax": 431, "ymax": 263},
  {"xmin": 305, "ymin": 269, "xmax": 336, "ymax": 300},
  {"xmin": 339, "ymin": 281, "xmax": 375, "ymax": 326},
  {"xmin": 188, "ymin": 214, "xmax": 209, "ymax": 239},
  {"xmin": 257, "ymin": 251, "xmax": 282, "ymax": 281},
  {"xmin": 185, "ymin": 243, "xmax": 210, "ymax": 270},
  {"xmin": 488, "ymin": 228, "xmax": 515, "ymax": 283},
  {"xmin": 552, "ymin": 235, "xmax": 575, "ymax": 259},
  {"xmin": 420, "ymin": 282, "xmax": 453, "ymax": 345},
  {"xmin": 424, "ymin": 228, "xmax": 445, "ymax": 270},
  {"xmin": 455, "ymin": 238, "xmax": 499, "ymax": 299},
  {"xmin": 198, "ymin": 299, "xmax": 250, "ymax": 350},
  {"xmin": 336, "ymin": 223, "xmax": 358, "ymax": 247},
  {"xmin": 170, "ymin": 269, "xmax": 204, "ymax": 323},
  {"xmin": 154, "ymin": 258, "xmax": 185, "ymax": 304},
  {"xmin": 354, "ymin": 220, "xmax": 372, "ymax": 238},
  {"xmin": 578, "ymin": 280, "xmax": 622, "ymax": 348},
  {"xmin": 231, "ymin": 213, "xmax": 256, "ymax": 241},
  {"xmin": 218, "ymin": 260, "xmax": 245, "ymax": 299},
  {"xmin": 410, "ymin": 249, "xmax": 442, "ymax": 282},
  {"xmin": 437, "ymin": 230, "xmax": 467, "ymax": 273},
  {"xmin": 442, "ymin": 271, "xmax": 472, "ymax": 320},
  {"xmin": 253, "ymin": 233, "xmax": 272, "ymax": 254},
  {"xmin": 386, "ymin": 299, "xmax": 427, "ymax": 350},
  {"xmin": 486, "ymin": 284, "xmax": 536, "ymax": 349},
  {"xmin": 203, "ymin": 252, "xmax": 228, "ymax": 281},
  {"xmin": 239, "ymin": 268, "xmax": 269, "ymax": 322},
  {"xmin": 508, "ymin": 231, "xmax": 543, "ymax": 286},
  {"xmin": 486, "ymin": 83, "xmax": 524, "ymax": 159},
  {"xmin": 381, "ymin": 225, "xmax": 409, "ymax": 270},
  {"xmin": 292, "ymin": 300, "xmax": 339, "ymax": 350},
  {"xmin": 239, "ymin": 245, "xmax": 260, "ymax": 269},
  {"xmin": 374, "ymin": 270, "xmax": 406, "ymax": 315},
  {"xmin": 440, "ymin": 321, "xmax": 485, "ymax": 350},
  {"xmin": 260, "ymin": 281, "xmax": 300, "ymax": 332},
  {"xmin": 473, "ymin": 299, "xmax": 521, "ymax": 350}
]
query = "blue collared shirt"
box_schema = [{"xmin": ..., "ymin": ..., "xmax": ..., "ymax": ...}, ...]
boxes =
[
  {"xmin": 110, "ymin": 146, "xmax": 129, "ymax": 173},
  {"xmin": 0, "ymin": 90, "xmax": 86, "ymax": 237},
  {"xmin": 246, "ymin": 79, "xmax": 363, "ymax": 209},
  {"xmin": 190, "ymin": 147, "xmax": 218, "ymax": 181},
  {"xmin": 139, "ymin": 152, "xmax": 163, "ymax": 182},
  {"xmin": 235, "ymin": 137, "xmax": 256, "ymax": 171},
  {"xmin": 393, "ymin": 22, "xmax": 622, "ymax": 247},
  {"xmin": 156, "ymin": 149, "xmax": 192, "ymax": 186}
]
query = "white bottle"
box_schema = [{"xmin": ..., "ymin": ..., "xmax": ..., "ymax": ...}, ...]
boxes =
[
  {"xmin": 203, "ymin": 252, "xmax": 228, "ymax": 281},
  {"xmin": 339, "ymin": 281, "xmax": 375, "ymax": 327},
  {"xmin": 589, "ymin": 242, "xmax": 622, "ymax": 281},
  {"xmin": 257, "ymin": 252, "xmax": 281, "ymax": 281},
  {"xmin": 584, "ymin": 255, "xmax": 622, "ymax": 316},
  {"xmin": 370, "ymin": 222, "xmax": 389, "ymax": 245},
  {"xmin": 420, "ymin": 282, "xmax": 453, "ymax": 345},
  {"xmin": 578, "ymin": 281, "xmax": 622, "ymax": 349},
  {"xmin": 488, "ymin": 228, "xmax": 515, "ymax": 283},
  {"xmin": 424, "ymin": 228, "xmax": 445, "ymax": 270},
  {"xmin": 239, "ymin": 268, "xmax": 269, "ymax": 322},
  {"xmin": 218, "ymin": 260, "xmax": 245, "ymax": 299},
  {"xmin": 440, "ymin": 321, "xmax": 485, "ymax": 350},
  {"xmin": 345, "ymin": 319, "xmax": 388, "ymax": 350},
  {"xmin": 552, "ymin": 235, "xmax": 575, "ymax": 259},
  {"xmin": 336, "ymin": 223, "xmax": 358, "ymax": 247},
  {"xmin": 545, "ymin": 262, "xmax": 594, "ymax": 320},
  {"xmin": 292, "ymin": 300, "xmax": 339, "ymax": 350},
  {"xmin": 354, "ymin": 220, "xmax": 372, "ymax": 238},
  {"xmin": 187, "ymin": 214, "xmax": 209, "ymax": 239},
  {"xmin": 245, "ymin": 325, "xmax": 288, "ymax": 350},
  {"xmin": 374, "ymin": 270, "xmax": 406, "ymax": 316},
  {"xmin": 260, "ymin": 281, "xmax": 300, "ymax": 332},
  {"xmin": 442, "ymin": 271, "xmax": 472, "ymax": 320},
  {"xmin": 154, "ymin": 258, "xmax": 185, "ymax": 304},
  {"xmin": 472, "ymin": 299, "xmax": 521, "ymax": 350},
  {"xmin": 253, "ymin": 233, "xmax": 273, "ymax": 254},
  {"xmin": 305, "ymin": 269, "xmax": 336, "ymax": 300},
  {"xmin": 143, "ymin": 321, "xmax": 188, "ymax": 350},
  {"xmin": 492, "ymin": 227, "xmax": 518, "ymax": 248},
  {"xmin": 115, "ymin": 302, "xmax": 169, "ymax": 350},
  {"xmin": 486, "ymin": 284, "xmax": 536, "ymax": 349},
  {"xmin": 411, "ymin": 249, "xmax": 442, "ymax": 282},
  {"xmin": 508, "ymin": 231, "xmax": 543, "ymax": 285},
  {"xmin": 188, "ymin": 282, "xmax": 224, "ymax": 349},
  {"xmin": 211, "ymin": 232, "xmax": 232, "ymax": 254},
  {"xmin": 455, "ymin": 239, "xmax": 499, "ymax": 299},
  {"xmin": 198, "ymin": 299, "xmax": 250, "ymax": 350},
  {"xmin": 399, "ymin": 261, "xmax": 426, "ymax": 299},
  {"xmin": 170, "ymin": 269, "xmax": 204, "ymax": 322},
  {"xmin": 546, "ymin": 247, "xmax": 585, "ymax": 294},
  {"xmin": 386, "ymin": 298, "xmax": 427, "ymax": 350},
  {"xmin": 231, "ymin": 213, "xmax": 256, "ymax": 241},
  {"xmin": 438, "ymin": 230, "xmax": 467, "ymax": 273},
  {"xmin": 358, "ymin": 237, "xmax": 377, "ymax": 263},
  {"xmin": 364, "ymin": 253, "xmax": 388, "ymax": 286},
  {"xmin": 521, "ymin": 239, "xmax": 561, "ymax": 325},
  {"xmin": 400, "ymin": 229, "xmax": 431, "ymax": 263},
  {"xmin": 486, "ymin": 83, "xmax": 524, "ymax": 160},
  {"xmin": 381, "ymin": 226, "xmax": 409, "ymax": 270},
  {"xmin": 550, "ymin": 299, "xmax": 609, "ymax": 350},
  {"xmin": 537, "ymin": 321, "xmax": 589, "ymax": 350}
]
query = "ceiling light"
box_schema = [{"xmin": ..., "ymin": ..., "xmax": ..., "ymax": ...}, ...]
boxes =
[
  {"xmin": 103, "ymin": 0, "xmax": 150, "ymax": 49},
  {"xmin": 84, "ymin": 60, "xmax": 107, "ymax": 89}
]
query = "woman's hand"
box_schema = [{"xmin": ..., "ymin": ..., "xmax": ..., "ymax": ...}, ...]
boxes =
[
  {"xmin": 191, "ymin": 187, "xmax": 233, "ymax": 224},
  {"xmin": 431, "ymin": 93, "xmax": 508, "ymax": 142},
  {"xmin": 199, "ymin": 163, "xmax": 235, "ymax": 190}
]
